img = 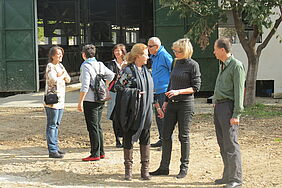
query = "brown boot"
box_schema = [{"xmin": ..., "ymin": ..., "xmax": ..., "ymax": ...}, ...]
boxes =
[
  {"xmin": 124, "ymin": 148, "xmax": 133, "ymax": 180},
  {"xmin": 140, "ymin": 144, "xmax": 151, "ymax": 180}
]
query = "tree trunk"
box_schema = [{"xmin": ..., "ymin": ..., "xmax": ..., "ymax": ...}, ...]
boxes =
[{"xmin": 244, "ymin": 54, "xmax": 259, "ymax": 107}]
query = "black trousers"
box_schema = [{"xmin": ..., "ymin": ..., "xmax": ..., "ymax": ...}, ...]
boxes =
[
  {"xmin": 123, "ymin": 129, "xmax": 150, "ymax": 149},
  {"xmin": 112, "ymin": 120, "xmax": 123, "ymax": 142},
  {"xmin": 214, "ymin": 101, "xmax": 242, "ymax": 183},
  {"xmin": 160, "ymin": 100, "xmax": 194, "ymax": 170},
  {"xmin": 83, "ymin": 101, "xmax": 105, "ymax": 157},
  {"xmin": 154, "ymin": 93, "xmax": 166, "ymax": 141}
]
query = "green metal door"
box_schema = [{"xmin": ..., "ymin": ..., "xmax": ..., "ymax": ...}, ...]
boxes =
[
  {"xmin": 0, "ymin": 0, "xmax": 38, "ymax": 92},
  {"xmin": 0, "ymin": 0, "xmax": 4, "ymax": 90},
  {"xmin": 153, "ymin": 0, "xmax": 185, "ymax": 55},
  {"xmin": 153, "ymin": 0, "xmax": 219, "ymax": 92}
]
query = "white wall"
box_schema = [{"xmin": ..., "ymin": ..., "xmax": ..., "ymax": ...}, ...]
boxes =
[{"xmin": 232, "ymin": 11, "xmax": 282, "ymax": 97}]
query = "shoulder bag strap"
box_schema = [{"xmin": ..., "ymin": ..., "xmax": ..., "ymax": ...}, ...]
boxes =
[{"xmin": 99, "ymin": 62, "xmax": 102, "ymax": 74}]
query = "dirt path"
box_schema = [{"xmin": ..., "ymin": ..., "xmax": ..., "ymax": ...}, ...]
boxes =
[{"xmin": 0, "ymin": 107, "xmax": 281, "ymax": 187}]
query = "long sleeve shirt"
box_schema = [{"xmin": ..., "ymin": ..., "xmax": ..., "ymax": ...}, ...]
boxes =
[
  {"xmin": 214, "ymin": 55, "xmax": 246, "ymax": 118},
  {"xmin": 150, "ymin": 46, "xmax": 173, "ymax": 94},
  {"xmin": 44, "ymin": 62, "xmax": 71, "ymax": 109},
  {"xmin": 166, "ymin": 58, "xmax": 201, "ymax": 101},
  {"xmin": 79, "ymin": 57, "xmax": 114, "ymax": 102}
]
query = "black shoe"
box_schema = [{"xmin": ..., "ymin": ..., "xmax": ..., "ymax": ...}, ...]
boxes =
[
  {"xmin": 49, "ymin": 152, "xmax": 63, "ymax": 158},
  {"xmin": 150, "ymin": 140, "xmax": 162, "ymax": 147},
  {"xmin": 215, "ymin": 178, "xmax": 228, "ymax": 184},
  {"xmin": 58, "ymin": 150, "xmax": 66, "ymax": 155},
  {"xmin": 149, "ymin": 168, "xmax": 169, "ymax": 176},
  {"xmin": 176, "ymin": 169, "xmax": 187, "ymax": 179},
  {"xmin": 224, "ymin": 182, "xmax": 242, "ymax": 188},
  {"xmin": 116, "ymin": 142, "xmax": 123, "ymax": 148}
]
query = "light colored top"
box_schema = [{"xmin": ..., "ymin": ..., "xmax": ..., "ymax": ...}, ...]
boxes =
[
  {"xmin": 114, "ymin": 59, "xmax": 122, "ymax": 69},
  {"xmin": 79, "ymin": 57, "xmax": 115, "ymax": 102},
  {"xmin": 43, "ymin": 62, "xmax": 71, "ymax": 109}
]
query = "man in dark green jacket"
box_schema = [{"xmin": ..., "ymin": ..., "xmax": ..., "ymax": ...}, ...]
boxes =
[{"xmin": 213, "ymin": 37, "xmax": 245, "ymax": 188}]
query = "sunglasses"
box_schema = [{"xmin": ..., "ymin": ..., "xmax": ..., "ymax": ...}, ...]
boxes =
[
  {"xmin": 148, "ymin": 45, "xmax": 157, "ymax": 48},
  {"xmin": 172, "ymin": 49, "xmax": 183, "ymax": 53}
]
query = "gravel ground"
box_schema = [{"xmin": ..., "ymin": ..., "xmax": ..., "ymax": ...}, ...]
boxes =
[{"xmin": 0, "ymin": 105, "xmax": 281, "ymax": 188}]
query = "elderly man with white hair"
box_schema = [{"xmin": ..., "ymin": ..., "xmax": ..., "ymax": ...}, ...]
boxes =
[{"xmin": 147, "ymin": 37, "xmax": 173, "ymax": 149}]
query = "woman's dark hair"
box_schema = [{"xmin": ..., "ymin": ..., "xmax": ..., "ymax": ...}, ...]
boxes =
[
  {"xmin": 48, "ymin": 46, "xmax": 64, "ymax": 62},
  {"xmin": 112, "ymin": 44, "xmax": 127, "ymax": 59},
  {"xmin": 82, "ymin": 44, "xmax": 96, "ymax": 58},
  {"xmin": 216, "ymin": 37, "xmax": 232, "ymax": 53}
]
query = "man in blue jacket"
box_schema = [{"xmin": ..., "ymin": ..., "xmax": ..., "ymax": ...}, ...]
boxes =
[{"xmin": 148, "ymin": 37, "xmax": 173, "ymax": 148}]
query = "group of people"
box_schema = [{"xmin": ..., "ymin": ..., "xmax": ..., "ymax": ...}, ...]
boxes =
[{"xmin": 43, "ymin": 36, "xmax": 245, "ymax": 188}]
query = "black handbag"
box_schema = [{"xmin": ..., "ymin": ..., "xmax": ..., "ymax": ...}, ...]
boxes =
[{"xmin": 44, "ymin": 93, "xmax": 59, "ymax": 105}]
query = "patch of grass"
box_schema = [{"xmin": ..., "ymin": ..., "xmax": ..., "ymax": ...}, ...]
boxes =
[
  {"xmin": 274, "ymin": 138, "xmax": 281, "ymax": 142},
  {"xmin": 242, "ymin": 103, "xmax": 282, "ymax": 118}
]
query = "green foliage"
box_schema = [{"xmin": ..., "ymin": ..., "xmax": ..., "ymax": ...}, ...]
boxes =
[
  {"xmin": 240, "ymin": 1, "xmax": 281, "ymax": 31},
  {"xmin": 274, "ymin": 138, "xmax": 281, "ymax": 142},
  {"xmin": 242, "ymin": 103, "xmax": 282, "ymax": 118},
  {"xmin": 160, "ymin": 0, "xmax": 225, "ymax": 48},
  {"xmin": 159, "ymin": 0, "xmax": 282, "ymax": 49},
  {"xmin": 37, "ymin": 20, "xmax": 46, "ymax": 44},
  {"xmin": 37, "ymin": 26, "xmax": 45, "ymax": 43}
]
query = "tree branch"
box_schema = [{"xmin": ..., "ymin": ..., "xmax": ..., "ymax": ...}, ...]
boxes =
[
  {"xmin": 249, "ymin": 25, "xmax": 260, "ymax": 48},
  {"xmin": 232, "ymin": 8, "xmax": 249, "ymax": 53},
  {"xmin": 179, "ymin": 0, "xmax": 210, "ymax": 17},
  {"xmin": 257, "ymin": 6, "xmax": 282, "ymax": 56}
]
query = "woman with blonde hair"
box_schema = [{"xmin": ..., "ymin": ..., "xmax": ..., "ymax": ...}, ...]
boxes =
[
  {"xmin": 114, "ymin": 43, "xmax": 162, "ymax": 180},
  {"xmin": 150, "ymin": 38, "xmax": 201, "ymax": 178}
]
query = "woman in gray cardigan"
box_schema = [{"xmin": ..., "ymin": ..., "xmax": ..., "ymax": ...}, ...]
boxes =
[{"xmin": 77, "ymin": 44, "xmax": 114, "ymax": 161}]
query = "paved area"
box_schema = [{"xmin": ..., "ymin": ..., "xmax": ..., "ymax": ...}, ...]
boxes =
[
  {"xmin": 0, "ymin": 83, "xmax": 281, "ymax": 114},
  {"xmin": 0, "ymin": 83, "xmax": 81, "ymax": 108}
]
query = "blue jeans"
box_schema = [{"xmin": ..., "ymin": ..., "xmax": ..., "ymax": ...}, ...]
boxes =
[{"xmin": 45, "ymin": 107, "xmax": 64, "ymax": 153}]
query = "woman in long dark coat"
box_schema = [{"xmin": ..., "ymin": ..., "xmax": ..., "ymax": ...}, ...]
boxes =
[{"xmin": 114, "ymin": 43, "xmax": 162, "ymax": 181}]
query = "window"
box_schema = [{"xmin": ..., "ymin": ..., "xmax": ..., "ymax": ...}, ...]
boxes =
[{"xmin": 52, "ymin": 29, "xmax": 62, "ymax": 45}]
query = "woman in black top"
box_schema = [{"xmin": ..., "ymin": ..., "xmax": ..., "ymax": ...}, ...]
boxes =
[
  {"xmin": 150, "ymin": 38, "xmax": 201, "ymax": 179},
  {"xmin": 105, "ymin": 44, "xmax": 127, "ymax": 148}
]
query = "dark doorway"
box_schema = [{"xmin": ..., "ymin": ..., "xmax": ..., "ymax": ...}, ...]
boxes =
[
  {"xmin": 256, "ymin": 80, "xmax": 274, "ymax": 97},
  {"xmin": 37, "ymin": 0, "xmax": 154, "ymax": 88}
]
